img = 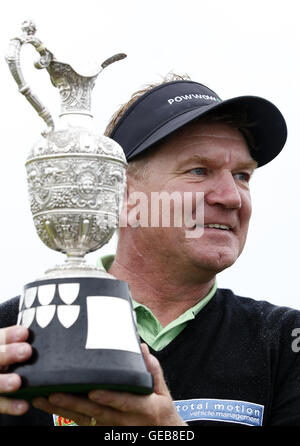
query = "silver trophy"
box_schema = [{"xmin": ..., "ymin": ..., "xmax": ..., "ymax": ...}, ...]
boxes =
[{"xmin": 3, "ymin": 21, "xmax": 153, "ymax": 399}]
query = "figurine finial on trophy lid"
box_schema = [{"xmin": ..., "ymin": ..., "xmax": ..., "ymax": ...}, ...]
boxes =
[{"xmin": 21, "ymin": 20, "xmax": 37, "ymax": 36}]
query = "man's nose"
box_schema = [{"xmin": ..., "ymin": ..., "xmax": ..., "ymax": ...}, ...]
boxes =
[{"xmin": 205, "ymin": 172, "xmax": 242, "ymax": 209}]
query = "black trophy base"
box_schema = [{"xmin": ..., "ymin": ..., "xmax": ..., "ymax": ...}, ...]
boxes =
[
  {"xmin": 5, "ymin": 351, "xmax": 153, "ymax": 401},
  {"xmin": 2, "ymin": 276, "xmax": 153, "ymax": 401}
]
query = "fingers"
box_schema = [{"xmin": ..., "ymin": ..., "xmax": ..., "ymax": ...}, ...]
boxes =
[
  {"xmin": 33, "ymin": 396, "xmax": 91, "ymax": 426},
  {"xmin": 0, "ymin": 373, "xmax": 22, "ymax": 393},
  {"xmin": 0, "ymin": 326, "xmax": 29, "ymax": 347},
  {"xmin": 32, "ymin": 394, "xmax": 124, "ymax": 426},
  {"xmin": 89, "ymin": 388, "xmax": 151, "ymax": 414},
  {"xmin": 0, "ymin": 326, "xmax": 32, "ymax": 417},
  {"xmin": 141, "ymin": 343, "xmax": 169, "ymax": 395},
  {"xmin": 0, "ymin": 377, "xmax": 29, "ymax": 416},
  {"xmin": 0, "ymin": 342, "xmax": 32, "ymax": 368},
  {"xmin": 0, "ymin": 397, "xmax": 29, "ymax": 416},
  {"xmin": 49, "ymin": 393, "xmax": 102, "ymax": 418},
  {"xmin": 34, "ymin": 391, "xmax": 150, "ymax": 426},
  {"xmin": 0, "ymin": 326, "xmax": 32, "ymax": 368}
]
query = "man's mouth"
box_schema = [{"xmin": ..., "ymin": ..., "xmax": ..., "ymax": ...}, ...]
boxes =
[
  {"xmin": 185, "ymin": 222, "xmax": 234, "ymax": 239},
  {"xmin": 203, "ymin": 223, "xmax": 231, "ymax": 231},
  {"xmin": 193, "ymin": 223, "xmax": 234, "ymax": 232}
]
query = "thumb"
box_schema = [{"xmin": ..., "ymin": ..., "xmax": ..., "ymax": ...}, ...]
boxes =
[{"xmin": 141, "ymin": 343, "xmax": 169, "ymax": 396}]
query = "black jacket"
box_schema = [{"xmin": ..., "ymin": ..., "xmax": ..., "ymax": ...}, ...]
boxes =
[{"xmin": 1, "ymin": 289, "xmax": 300, "ymax": 426}]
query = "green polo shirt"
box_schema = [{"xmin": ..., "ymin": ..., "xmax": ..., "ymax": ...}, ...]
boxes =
[{"xmin": 98, "ymin": 254, "xmax": 217, "ymax": 351}]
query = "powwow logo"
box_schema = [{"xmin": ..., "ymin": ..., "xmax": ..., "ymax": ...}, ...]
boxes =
[{"xmin": 167, "ymin": 93, "xmax": 221, "ymax": 105}]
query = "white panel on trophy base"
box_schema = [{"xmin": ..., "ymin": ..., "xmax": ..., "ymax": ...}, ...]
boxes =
[{"xmin": 85, "ymin": 296, "xmax": 140, "ymax": 353}]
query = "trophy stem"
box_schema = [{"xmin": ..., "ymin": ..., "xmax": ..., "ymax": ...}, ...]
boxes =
[
  {"xmin": 65, "ymin": 254, "xmax": 88, "ymax": 267},
  {"xmin": 42, "ymin": 254, "xmax": 113, "ymax": 280},
  {"xmin": 58, "ymin": 113, "xmax": 94, "ymax": 130}
]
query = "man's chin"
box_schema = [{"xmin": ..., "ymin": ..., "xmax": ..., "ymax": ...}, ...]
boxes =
[{"xmin": 191, "ymin": 249, "xmax": 239, "ymax": 274}]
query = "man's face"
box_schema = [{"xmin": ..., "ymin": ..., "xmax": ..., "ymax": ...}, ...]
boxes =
[{"xmin": 128, "ymin": 120, "xmax": 257, "ymax": 275}]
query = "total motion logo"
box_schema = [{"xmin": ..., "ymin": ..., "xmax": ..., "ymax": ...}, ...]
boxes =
[{"xmin": 174, "ymin": 398, "xmax": 264, "ymax": 426}]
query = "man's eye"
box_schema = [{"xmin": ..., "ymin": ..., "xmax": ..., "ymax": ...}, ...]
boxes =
[
  {"xmin": 234, "ymin": 172, "xmax": 250, "ymax": 182},
  {"xmin": 189, "ymin": 168, "xmax": 207, "ymax": 176}
]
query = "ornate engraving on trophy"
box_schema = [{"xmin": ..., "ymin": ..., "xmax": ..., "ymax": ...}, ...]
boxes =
[{"xmin": 50, "ymin": 62, "xmax": 96, "ymax": 115}]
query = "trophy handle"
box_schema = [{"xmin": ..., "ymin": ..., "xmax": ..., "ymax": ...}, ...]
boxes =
[{"xmin": 5, "ymin": 21, "xmax": 55, "ymax": 135}]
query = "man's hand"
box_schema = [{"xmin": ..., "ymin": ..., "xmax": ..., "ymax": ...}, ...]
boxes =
[
  {"xmin": 32, "ymin": 344, "xmax": 186, "ymax": 426},
  {"xmin": 0, "ymin": 326, "xmax": 32, "ymax": 416}
]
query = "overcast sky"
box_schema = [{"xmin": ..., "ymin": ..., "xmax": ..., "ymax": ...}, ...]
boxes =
[{"xmin": 0, "ymin": 0, "xmax": 299, "ymax": 309}]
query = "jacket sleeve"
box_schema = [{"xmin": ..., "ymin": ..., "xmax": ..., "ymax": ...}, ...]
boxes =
[
  {"xmin": 0, "ymin": 296, "xmax": 53, "ymax": 426},
  {"xmin": 268, "ymin": 308, "xmax": 300, "ymax": 425},
  {"xmin": 0, "ymin": 297, "xmax": 19, "ymax": 328}
]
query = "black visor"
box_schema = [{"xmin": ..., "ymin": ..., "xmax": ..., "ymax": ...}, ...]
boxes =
[{"xmin": 110, "ymin": 80, "xmax": 287, "ymax": 167}]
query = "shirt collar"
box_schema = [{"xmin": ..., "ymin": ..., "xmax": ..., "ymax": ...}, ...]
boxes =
[{"xmin": 99, "ymin": 253, "xmax": 217, "ymax": 324}]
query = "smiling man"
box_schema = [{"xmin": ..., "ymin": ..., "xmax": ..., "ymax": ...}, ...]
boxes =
[
  {"xmin": 1, "ymin": 75, "xmax": 300, "ymax": 426},
  {"xmin": 110, "ymin": 119, "xmax": 256, "ymax": 326}
]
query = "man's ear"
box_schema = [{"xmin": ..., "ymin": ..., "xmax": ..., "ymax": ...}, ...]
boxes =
[
  {"xmin": 119, "ymin": 175, "xmax": 137, "ymax": 227},
  {"xmin": 119, "ymin": 175, "xmax": 149, "ymax": 228},
  {"xmin": 124, "ymin": 175, "xmax": 136, "ymax": 209}
]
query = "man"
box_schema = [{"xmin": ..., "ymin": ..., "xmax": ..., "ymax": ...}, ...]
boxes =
[{"xmin": 1, "ymin": 74, "xmax": 299, "ymax": 426}]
